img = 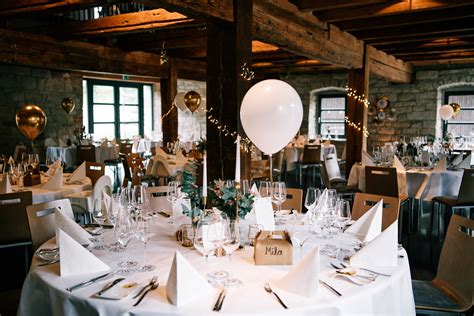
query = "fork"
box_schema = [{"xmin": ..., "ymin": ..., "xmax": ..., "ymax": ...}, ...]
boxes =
[
  {"xmin": 133, "ymin": 276, "xmax": 158, "ymax": 299},
  {"xmin": 330, "ymin": 263, "xmax": 376, "ymax": 281},
  {"xmin": 133, "ymin": 277, "xmax": 159, "ymax": 306},
  {"xmin": 264, "ymin": 283, "xmax": 288, "ymax": 309}
]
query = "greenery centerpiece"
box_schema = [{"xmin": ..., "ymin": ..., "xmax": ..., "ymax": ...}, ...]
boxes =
[
  {"xmin": 207, "ymin": 180, "xmax": 255, "ymax": 220},
  {"xmin": 178, "ymin": 161, "xmax": 202, "ymax": 226}
]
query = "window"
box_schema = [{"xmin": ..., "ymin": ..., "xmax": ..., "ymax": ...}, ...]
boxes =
[
  {"xmin": 443, "ymin": 91, "xmax": 474, "ymax": 137},
  {"xmin": 317, "ymin": 94, "xmax": 347, "ymax": 138},
  {"xmin": 84, "ymin": 79, "xmax": 153, "ymax": 140}
]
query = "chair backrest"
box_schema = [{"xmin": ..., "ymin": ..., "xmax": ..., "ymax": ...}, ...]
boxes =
[
  {"xmin": 434, "ymin": 215, "xmax": 473, "ymax": 311},
  {"xmin": 120, "ymin": 143, "xmax": 133, "ymax": 155},
  {"xmin": 352, "ymin": 193, "xmax": 400, "ymax": 231},
  {"xmin": 324, "ymin": 153, "xmax": 341, "ymax": 181},
  {"xmin": 119, "ymin": 153, "xmax": 132, "ymax": 185},
  {"xmin": 86, "ymin": 161, "xmax": 105, "ymax": 186},
  {"xmin": 151, "ymin": 159, "xmax": 171, "ymax": 178},
  {"xmin": 92, "ymin": 175, "xmax": 112, "ymax": 212},
  {"xmin": 365, "ymin": 166, "xmax": 399, "ymax": 198},
  {"xmin": 457, "ymin": 169, "xmax": 474, "ymax": 205},
  {"xmin": 145, "ymin": 158, "xmax": 154, "ymax": 176},
  {"xmin": 0, "ymin": 161, "xmax": 4, "ymax": 173},
  {"xmin": 0, "ymin": 191, "xmax": 33, "ymax": 247},
  {"xmin": 281, "ymin": 188, "xmax": 303, "ymax": 213},
  {"xmin": 273, "ymin": 150, "xmax": 284, "ymax": 173},
  {"xmin": 14, "ymin": 145, "xmax": 27, "ymax": 163},
  {"xmin": 76, "ymin": 145, "xmax": 96, "ymax": 165},
  {"xmin": 302, "ymin": 144, "xmax": 322, "ymax": 164},
  {"xmin": 26, "ymin": 199, "xmax": 74, "ymax": 251},
  {"xmin": 146, "ymin": 186, "xmax": 171, "ymax": 212}
]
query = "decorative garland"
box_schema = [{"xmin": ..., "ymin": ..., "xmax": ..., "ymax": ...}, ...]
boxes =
[
  {"xmin": 345, "ymin": 116, "xmax": 369, "ymax": 137},
  {"xmin": 345, "ymin": 86, "xmax": 370, "ymax": 108}
]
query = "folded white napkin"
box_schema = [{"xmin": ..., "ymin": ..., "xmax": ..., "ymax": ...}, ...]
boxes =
[
  {"xmin": 166, "ymin": 251, "xmax": 213, "ymax": 307},
  {"xmin": 100, "ymin": 139, "xmax": 108, "ymax": 148},
  {"xmin": 46, "ymin": 160, "xmax": 62, "ymax": 176},
  {"xmin": 254, "ymin": 197, "xmax": 275, "ymax": 231},
  {"xmin": 55, "ymin": 207, "xmax": 92, "ymax": 248},
  {"xmin": 172, "ymin": 197, "xmax": 191, "ymax": 219},
  {"xmin": 250, "ymin": 183, "xmax": 260, "ymax": 198},
  {"xmin": 8, "ymin": 156, "xmax": 15, "ymax": 164},
  {"xmin": 102, "ymin": 191, "xmax": 118, "ymax": 225},
  {"xmin": 176, "ymin": 150, "xmax": 187, "ymax": 163},
  {"xmin": 350, "ymin": 221, "xmax": 398, "ymax": 268},
  {"xmin": 393, "ymin": 155, "xmax": 405, "ymax": 171},
  {"xmin": 361, "ymin": 150, "xmax": 374, "ymax": 166},
  {"xmin": 42, "ymin": 167, "xmax": 64, "ymax": 190},
  {"xmin": 155, "ymin": 146, "xmax": 168, "ymax": 158},
  {"xmin": 433, "ymin": 156, "xmax": 447, "ymax": 172},
  {"xmin": 457, "ymin": 154, "xmax": 471, "ymax": 169},
  {"xmin": 0, "ymin": 175, "xmax": 12, "ymax": 194},
  {"xmin": 304, "ymin": 189, "xmax": 328, "ymax": 225},
  {"xmin": 273, "ymin": 246, "xmax": 319, "ymax": 298},
  {"xmin": 345, "ymin": 199, "xmax": 383, "ymax": 242},
  {"xmin": 451, "ymin": 154, "xmax": 463, "ymax": 166},
  {"xmin": 67, "ymin": 161, "xmax": 87, "ymax": 183},
  {"xmin": 58, "ymin": 138, "xmax": 67, "ymax": 148},
  {"xmin": 58, "ymin": 228, "xmax": 110, "ymax": 277},
  {"xmin": 44, "ymin": 137, "xmax": 58, "ymax": 147}
]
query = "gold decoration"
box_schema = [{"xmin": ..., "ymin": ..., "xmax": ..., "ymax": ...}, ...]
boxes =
[
  {"xmin": 15, "ymin": 104, "xmax": 47, "ymax": 140},
  {"xmin": 450, "ymin": 103, "xmax": 461, "ymax": 118},
  {"xmin": 184, "ymin": 91, "xmax": 201, "ymax": 113},
  {"xmin": 61, "ymin": 97, "xmax": 75, "ymax": 114}
]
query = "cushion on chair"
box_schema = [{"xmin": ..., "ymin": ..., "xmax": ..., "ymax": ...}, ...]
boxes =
[
  {"xmin": 412, "ymin": 280, "xmax": 460, "ymax": 311},
  {"xmin": 432, "ymin": 196, "xmax": 458, "ymax": 207}
]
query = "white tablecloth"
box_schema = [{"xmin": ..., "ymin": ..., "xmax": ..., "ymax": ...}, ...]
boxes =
[
  {"xmin": 46, "ymin": 146, "xmax": 119, "ymax": 168},
  {"xmin": 19, "ymin": 216, "xmax": 415, "ymax": 316},
  {"xmin": 347, "ymin": 164, "xmax": 463, "ymax": 200}
]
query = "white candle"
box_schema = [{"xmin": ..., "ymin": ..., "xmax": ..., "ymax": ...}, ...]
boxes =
[
  {"xmin": 235, "ymin": 135, "xmax": 241, "ymax": 183},
  {"xmin": 202, "ymin": 153, "xmax": 207, "ymax": 197}
]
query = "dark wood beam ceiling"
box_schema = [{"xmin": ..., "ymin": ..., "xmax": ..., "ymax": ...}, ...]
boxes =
[{"xmin": 292, "ymin": 0, "xmax": 393, "ymax": 12}]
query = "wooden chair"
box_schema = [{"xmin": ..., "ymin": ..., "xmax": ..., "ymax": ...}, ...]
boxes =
[
  {"xmin": 0, "ymin": 191, "xmax": 33, "ymax": 274},
  {"xmin": 301, "ymin": 144, "xmax": 322, "ymax": 164},
  {"xmin": 26, "ymin": 199, "xmax": 74, "ymax": 252},
  {"xmin": 272, "ymin": 150, "xmax": 285, "ymax": 182},
  {"xmin": 76, "ymin": 145, "xmax": 96, "ymax": 165},
  {"xmin": 150, "ymin": 156, "xmax": 172, "ymax": 185},
  {"xmin": 321, "ymin": 154, "xmax": 359, "ymax": 200},
  {"xmin": 352, "ymin": 193, "xmax": 401, "ymax": 231},
  {"xmin": 85, "ymin": 161, "xmax": 105, "ymax": 186},
  {"xmin": 412, "ymin": 214, "xmax": 473, "ymax": 314},
  {"xmin": 146, "ymin": 186, "xmax": 171, "ymax": 214},
  {"xmin": 281, "ymin": 188, "xmax": 303, "ymax": 213},
  {"xmin": 120, "ymin": 142, "xmax": 133, "ymax": 155},
  {"xmin": 14, "ymin": 145, "xmax": 27, "ymax": 162},
  {"xmin": 300, "ymin": 144, "xmax": 324, "ymax": 189},
  {"xmin": 119, "ymin": 153, "xmax": 132, "ymax": 187}
]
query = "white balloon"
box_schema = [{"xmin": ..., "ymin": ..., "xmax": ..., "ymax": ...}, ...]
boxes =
[
  {"xmin": 174, "ymin": 91, "xmax": 187, "ymax": 111},
  {"xmin": 240, "ymin": 79, "xmax": 303, "ymax": 155},
  {"xmin": 440, "ymin": 104, "xmax": 454, "ymax": 120}
]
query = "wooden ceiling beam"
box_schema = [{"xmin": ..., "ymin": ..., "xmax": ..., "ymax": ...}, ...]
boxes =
[
  {"xmin": 291, "ymin": 0, "xmax": 392, "ymax": 11},
  {"xmin": 140, "ymin": 0, "xmax": 233, "ymax": 22},
  {"xmin": 352, "ymin": 17, "xmax": 474, "ymax": 41},
  {"xmin": 335, "ymin": 5, "xmax": 474, "ymax": 32},
  {"xmin": 43, "ymin": 8, "xmax": 196, "ymax": 37},
  {"xmin": 0, "ymin": 0, "xmax": 100, "ymax": 15},
  {"xmin": 402, "ymin": 51, "xmax": 474, "ymax": 62},
  {"xmin": 316, "ymin": 0, "xmax": 474, "ymax": 22},
  {"xmin": 366, "ymin": 45, "xmax": 412, "ymax": 83},
  {"xmin": 390, "ymin": 44, "xmax": 474, "ymax": 56},
  {"xmin": 0, "ymin": 28, "xmax": 205, "ymax": 79},
  {"xmin": 365, "ymin": 30, "xmax": 474, "ymax": 45},
  {"xmin": 376, "ymin": 37, "xmax": 474, "ymax": 52}
]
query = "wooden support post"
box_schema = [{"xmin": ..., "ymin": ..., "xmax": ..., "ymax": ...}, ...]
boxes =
[
  {"xmin": 161, "ymin": 58, "xmax": 178, "ymax": 145},
  {"xmin": 346, "ymin": 49, "xmax": 369, "ymax": 175},
  {"xmin": 206, "ymin": 0, "xmax": 252, "ymax": 181}
]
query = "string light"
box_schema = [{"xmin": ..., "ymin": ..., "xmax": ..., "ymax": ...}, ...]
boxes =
[
  {"xmin": 345, "ymin": 86, "xmax": 370, "ymax": 108},
  {"xmin": 161, "ymin": 102, "xmax": 176, "ymax": 121},
  {"xmin": 240, "ymin": 62, "xmax": 255, "ymax": 81},
  {"xmin": 345, "ymin": 116, "xmax": 369, "ymax": 137}
]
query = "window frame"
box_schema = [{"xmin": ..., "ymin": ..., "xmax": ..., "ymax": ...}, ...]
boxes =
[
  {"xmin": 443, "ymin": 90, "xmax": 474, "ymax": 137},
  {"xmin": 317, "ymin": 93, "xmax": 347, "ymax": 138},
  {"xmin": 86, "ymin": 79, "xmax": 153, "ymax": 139}
]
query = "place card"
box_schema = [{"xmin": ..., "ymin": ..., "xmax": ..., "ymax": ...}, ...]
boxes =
[{"xmin": 254, "ymin": 197, "xmax": 275, "ymax": 231}]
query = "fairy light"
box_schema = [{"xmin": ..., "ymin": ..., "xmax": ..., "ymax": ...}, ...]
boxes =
[
  {"xmin": 345, "ymin": 86, "xmax": 370, "ymax": 108},
  {"xmin": 345, "ymin": 116, "xmax": 369, "ymax": 137}
]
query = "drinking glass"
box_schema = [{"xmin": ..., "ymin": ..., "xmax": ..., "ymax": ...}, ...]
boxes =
[
  {"xmin": 335, "ymin": 200, "xmax": 352, "ymax": 260},
  {"xmin": 222, "ymin": 219, "xmax": 241, "ymax": 262},
  {"xmin": 271, "ymin": 182, "xmax": 287, "ymax": 214},
  {"xmin": 92, "ymin": 199, "xmax": 109, "ymax": 250},
  {"xmin": 247, "ymin": 224, "xmax": 263, "ymax": 246},
  {"xmin": 304, "ymin": 187, "xmax": 320, "ymax": 213},
  {"xmin": 166, "ymin": 181, "xmax": 181, "ymax": 223},
  {"xmin": 135, "ymin": 214, "xmax": 156, "ymax": 272},
  {"xmin": 258, "ymin": 181, "xmax": 271, "ymax": 198},
  {"xmin": 225, "ymin": 180, "xmax": 235, "ymax": 188},
  {"xmin": 14, "ymin": 164, "xmax": 27, "ymax": 191},
  {"xmin": 115, "ymin": 206, "xmax": 138, "ymax": 273},
  {"xmin": 194, "ymin": 219, "xmax": 218, "ymax": 262},
  {"xmin": 240, "ymin": 179, "xmax": 250, "ymax": 195}
]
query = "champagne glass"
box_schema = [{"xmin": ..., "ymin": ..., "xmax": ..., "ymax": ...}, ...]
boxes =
[
  {"xmin": 92, "ymin": 199, "xmax": 109, "ymax": 250},
  {"xmin": 116, "ymin": 206, "xmax": 138, "ymax": 273},
  {"xmin": 135, "ymin": 214, "xmax": 156, "ymax": 272},
  {"xmin": 259, "ymin": 181, "xmax": 271, "ymax": 198}
]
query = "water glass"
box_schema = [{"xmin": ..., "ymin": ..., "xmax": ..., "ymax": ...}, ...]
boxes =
[
  {"xmin": 258, "ymin": 181, "xmax": 271, "ymax": 198},
  {"xmin": 271, "ymin": 182, "xmax": 287, "ymax": 214},
  {"xmin": 135, "ymin": 214, "xmax": 156, "ymax": 272}
]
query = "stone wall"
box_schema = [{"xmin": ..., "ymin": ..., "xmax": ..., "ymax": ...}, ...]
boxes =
[{"xmin": 0, "ymin": 64, "xmax": 83, "ymax": 156}]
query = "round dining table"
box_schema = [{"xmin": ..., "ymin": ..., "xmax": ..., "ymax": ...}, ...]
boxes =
[{"xmin": 18, "ymin": 215, "xmax": 415, "ymax": 316}]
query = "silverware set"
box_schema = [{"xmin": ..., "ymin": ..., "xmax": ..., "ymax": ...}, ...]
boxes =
[
  {"xmin": 133, "ymin": 276, "xmax": 159, "ymax": 306},
  {"xmin": 212, "ymin": 287, "xmax": 227, "ymax": 312}
]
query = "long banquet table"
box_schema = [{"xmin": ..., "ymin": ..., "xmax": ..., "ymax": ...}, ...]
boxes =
[
  {"xmin": 347, "ymin": 164, "xmax": 464, "ymax": 200},
  {"xmin": 46, "ymin": 146, "xmax": 119, "ymax": 169},
  {"xmin": 18, "ymin": 215, "xmax": 415, "ymax": 316}
]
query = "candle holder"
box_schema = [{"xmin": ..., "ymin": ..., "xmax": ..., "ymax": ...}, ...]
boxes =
[{"xmin": 234, "ymin": 181, "xmax": 244, "ymax": 250}]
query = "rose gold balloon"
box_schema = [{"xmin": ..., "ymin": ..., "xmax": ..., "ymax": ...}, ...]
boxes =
[
  {"xmin": 450, "ymin": 103, "xmax": 461, "ymax": 118},
  {"xmin": 15, "ymin": 104, "xmax": 47, "ymax": 140},
  {"xmin": 61, "ymin": 97, "xmax": 75, "ymax": 114},
  {"xmin": 184, "ymin": 91, "xmax": 201, "ymax": 113}
]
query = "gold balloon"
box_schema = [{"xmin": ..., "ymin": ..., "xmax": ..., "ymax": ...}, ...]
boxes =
[
  {"xmin": 184, "ymin": 91, "xmax": 201, "ymax": 113},
  {"xmin": 61, "ymin": 97, "xmax": 75, "ymax": 114},
  {"xmin": 450, "ymin": 103, "xmax": 461, "ymax": 118},
  {"xmin": 15, "ymin": 104, "xmax": 47, "ymax": 141}
]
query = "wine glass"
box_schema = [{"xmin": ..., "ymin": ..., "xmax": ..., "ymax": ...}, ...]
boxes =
[
  {"xmin": 222, "ymin": 219, "xmax": 241, "ymax": 262},
  {"xmin": 240, "ymin": 179, "xmax": 250, "ymax": 195},
  {"xmin": 259, "ymin": 181, "xmax": 271, "ymax": 198},
  {"xmin": 225, "ymin": 180, "xmax": 235, "ymax": 188},
  {"xmin": 304, "ymin": 187, "xmax": 320, "ymax": 213},
  {"xmin": 166, "ymin": 181, "xmax": 181, "ymax": 223},
  {"xmin": 335, "ymin": 200, "xmax": 352, "ymax": 260},
  {"xmin": 135, "ymin": 214, "xmax": 156, "ymax": 272},
  {"xmin": 115, "ymin": 206, "xmax": 138, "ymax": 273},
  {"xmin": 194, "ymin": 219, "xmax": 217, "ymax": 262},
  {"xmin": 271, "ymin": 182, "xmax": 287, "ymax": 214},
  {"xmin": 92, "ymin": 199, "xmax": 109, "ymax": 250}
]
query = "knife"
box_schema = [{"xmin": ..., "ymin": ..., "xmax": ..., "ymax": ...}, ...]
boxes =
[
  {"xmin": 94, "ymin": 278, "xmax": 125, "ymax": 296},
  {"xmin": 319, "ymin": 280, "xmax": 342, "ymax": 297},
  {"xmin": 66, "ymin": 272, "xmax": 112, "ymax": 292},
  {"xmin": 212, "ymin": 288, "xmax": 225, "ymax": 311}
]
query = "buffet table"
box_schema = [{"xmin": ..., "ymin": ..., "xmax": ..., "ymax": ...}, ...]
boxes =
[
  {"xmin": 347, "ymin": 164, "xmax": 463, "ymax": 200},
  {"xmin": 18, "ymin": 216, "xmax": 415, "ymax": 316}
]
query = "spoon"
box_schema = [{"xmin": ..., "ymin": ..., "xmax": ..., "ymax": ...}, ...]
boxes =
[
  {"xmin": 133, "ymin": 277, "xmax": 159, "ymax": 306},
  {"xmin": 264, "ymin": 283, "xmax": 288, "ymax": 309}
]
